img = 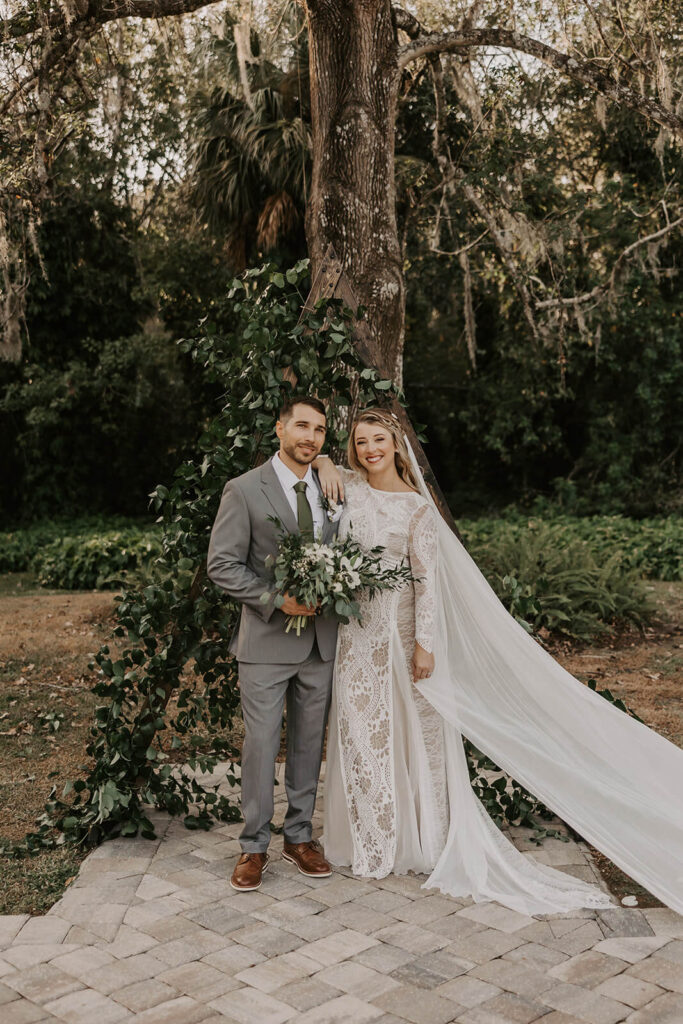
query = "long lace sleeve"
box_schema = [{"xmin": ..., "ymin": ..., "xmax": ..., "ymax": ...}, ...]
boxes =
[
  {"xmin": 339, "ymin": 465, "xmax": 361, "ymax": 485},
  {"xmin": 408, "ymin": 502, "xmax": 438, "ymax": 654}
]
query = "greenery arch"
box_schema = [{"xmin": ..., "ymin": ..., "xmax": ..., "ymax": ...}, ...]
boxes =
[{"xmin": 20, "ymin": 260, "xmax": 398, "ymax": 848}]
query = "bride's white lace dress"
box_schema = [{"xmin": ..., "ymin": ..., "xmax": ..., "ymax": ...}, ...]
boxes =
[
  {"xmin": 323, "ymin": 465, "xmax": 683, "ymax": 916},
  {"xmin": 324, "ymin": 473, "xmax": 448, "ymax": 878}
]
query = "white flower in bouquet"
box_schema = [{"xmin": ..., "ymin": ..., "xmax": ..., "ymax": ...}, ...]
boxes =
[{"xmin": 261, "ymin": 517, "xmax": 419, "ymax": 635}]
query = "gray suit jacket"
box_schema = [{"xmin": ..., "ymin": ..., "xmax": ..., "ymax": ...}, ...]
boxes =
[{"xmin": 207, "ymin": 459, "xmax": 339, "ymax": 664}]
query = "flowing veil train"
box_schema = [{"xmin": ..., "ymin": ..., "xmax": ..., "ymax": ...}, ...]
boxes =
[{"xmin": 404, "ymin": 440, "xmax": 683, "ymax": 915}]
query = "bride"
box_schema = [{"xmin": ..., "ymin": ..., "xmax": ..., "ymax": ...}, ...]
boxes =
[{"xmin": 313, "ymin": 407, "xmax": 683, "ymax": 916}]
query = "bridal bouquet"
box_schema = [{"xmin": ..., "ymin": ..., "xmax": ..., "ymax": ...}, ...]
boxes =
[{"xmin": 261, "ymin": 519, "xmax": 417, "ymax": 635}]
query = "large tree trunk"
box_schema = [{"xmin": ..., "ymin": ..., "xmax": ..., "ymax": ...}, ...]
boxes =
[{"xmin": 305, "ymin": 0, "xmax": 404, "ymax": 381}]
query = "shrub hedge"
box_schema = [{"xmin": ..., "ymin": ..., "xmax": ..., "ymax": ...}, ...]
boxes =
[
  {"xmin": 33, "ymin": 531, "xmax": 163, "ymax": 591},
  {"xmin": 0, "ymin": 518, "xmax": 161, "ymax": 589},
  {"xmin": 459, "ymin": 512, "xmax": 682, "ymax": 582},
  {"xmin": 1, "ymin": 510, "xmax": 677, "ymax": 639},
  {"xmin": 461, "ymin": 520, "xmax": 651, "ymax": 638}
]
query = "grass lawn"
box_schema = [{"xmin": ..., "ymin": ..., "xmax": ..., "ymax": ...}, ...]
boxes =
[{"xmin": 0, "ymin": 572, "xmax": 680, "ymax": 915}]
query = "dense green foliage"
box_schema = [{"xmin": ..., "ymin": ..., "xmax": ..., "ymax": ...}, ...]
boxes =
[
  {"xmin": 33, "ymin": 529, "xmax": 163, "ymax": 591},
  {"xmin": 406, "ymin": 273, "xmax": 682, "ymax": 517},
  {"xmin": 470, "ymin": 521, "xmax": 650, "ymax": 638},
  {"xmin": 0, "ymin": 23, "xmax": 232, "ymax": 526},
  {"xmin": 396, "ymin": 50, "xmax": 682, "ymax": 516},
  {"xmin": 1, "ymin": 335, "xmax": 205, "ymax": 522},
  {"xmin": 461, "ymin": 511, "xmax": 682, "ymax": 582},
  {"xmin": 0, "ymin": 516, "xmax": 148, "ymax": 573},
  {"xmin": 24, "ymin": 196, "xmax": 145, "ymax": 364}
]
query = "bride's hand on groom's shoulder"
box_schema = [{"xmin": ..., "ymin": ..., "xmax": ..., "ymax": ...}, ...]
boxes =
[
  {"xmin": 315, "ymin": 456, "xmax": 345, "ymax": 504},
  {"xmin": 412, "ymin": 643, "xmax": 435, "ymax": 684}
]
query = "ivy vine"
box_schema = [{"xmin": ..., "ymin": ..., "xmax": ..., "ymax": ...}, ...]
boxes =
[{"xmin": 9, "ymin": 261, "xmax": 407, "ymax": 851}]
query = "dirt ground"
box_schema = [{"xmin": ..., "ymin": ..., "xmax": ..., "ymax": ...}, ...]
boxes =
[
  {"xmin": 0, "ymin": 573, "xmax": 680, "ymax": 914},
  {"xmin": 554, "ymin": 580, "xmax": 683, "ymax": 748},
  {"xmin": 0, "ymin": 574, "xmax": 121, "ymax": 912}
]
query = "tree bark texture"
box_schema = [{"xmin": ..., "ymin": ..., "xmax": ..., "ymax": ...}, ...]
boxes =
[{"xmin": 304, "ymin": 0, "xmax": 405, "ymax": 381}]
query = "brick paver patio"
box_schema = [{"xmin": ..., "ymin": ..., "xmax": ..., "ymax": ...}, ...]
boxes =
[{"xmin": 2, "ymin": 765, "xmax": 682, "ymax": 1023}]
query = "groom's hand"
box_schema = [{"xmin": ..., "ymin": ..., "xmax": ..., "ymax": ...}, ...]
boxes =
[{"xmin": 281, "ymin": 592, "xmax": 317, "ymax": 617}]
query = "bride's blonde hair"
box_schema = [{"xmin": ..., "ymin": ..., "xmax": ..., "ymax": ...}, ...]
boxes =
[{"xmin": 347, "ymin": 408, "xmax": 421, "ymax": 491}]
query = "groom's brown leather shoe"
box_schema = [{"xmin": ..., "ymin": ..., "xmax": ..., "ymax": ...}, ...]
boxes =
[
  {"xmin": 230, "ymin": 852, "xmax": 269, "ymax": 891},
  {"xmin": 282, "ymin": 840, "xmax": 332, "ymax": 877}
]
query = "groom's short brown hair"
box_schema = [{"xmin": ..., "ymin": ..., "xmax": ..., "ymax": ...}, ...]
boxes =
[{"xmin": 279, "ymin": 394, "xmax": 327, "ymax": 422}]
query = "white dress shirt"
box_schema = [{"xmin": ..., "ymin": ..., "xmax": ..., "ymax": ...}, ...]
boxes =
[{"xmin": 271, "ymin": 453, "xmax": 325, "ymax": 538}]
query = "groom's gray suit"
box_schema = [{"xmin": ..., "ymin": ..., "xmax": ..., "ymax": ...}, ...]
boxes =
[{"xmin": 207, "ymin": 457, "xmax": 338, "ymax": 852}]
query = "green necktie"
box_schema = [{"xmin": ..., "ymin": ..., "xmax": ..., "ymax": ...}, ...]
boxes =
[{"xmin": 294, "ymin": 480, "xmax": 314, "ymax": 542}]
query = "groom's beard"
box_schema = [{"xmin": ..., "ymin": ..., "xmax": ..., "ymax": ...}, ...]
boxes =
[{"xmin": 281, "ymin": 437, "xmax": 320, "ymax": 465}]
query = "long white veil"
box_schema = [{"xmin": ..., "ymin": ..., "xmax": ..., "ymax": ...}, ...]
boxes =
[{"xmin": 407, "ymin": 440, "xmax": 683, "ymax": 915}]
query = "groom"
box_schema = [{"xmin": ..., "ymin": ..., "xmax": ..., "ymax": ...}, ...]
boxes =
[{"xmin": 207, "ymin": 395, "xmax": 339, "ymax": 891}]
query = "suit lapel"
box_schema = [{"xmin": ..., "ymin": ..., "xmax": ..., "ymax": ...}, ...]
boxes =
[
  {"xmin": 322, "ymin": 516, "xmax": 334, "ymax": 545},
  {"xmin": 260, "ymin": 460, "xmax": 299, "ymax": 534}
]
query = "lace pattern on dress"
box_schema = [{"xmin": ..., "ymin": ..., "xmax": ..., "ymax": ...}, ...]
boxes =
[
  {"xmin": 407, "ymin": 503, "xmax": 437, "ymax": 654},
  {"xmin": 334, "ymin": 471, "xmax": 446, "ymax": 877}
]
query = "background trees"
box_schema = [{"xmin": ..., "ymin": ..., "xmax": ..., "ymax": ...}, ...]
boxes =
[{"xmin": 0, "ymin": 0, "xmax": 680, "ymax": 521}]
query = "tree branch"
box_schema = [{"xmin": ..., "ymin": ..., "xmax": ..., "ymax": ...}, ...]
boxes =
[
  {"xmin": 430, "ymin": 228, "xmax": 489, "ymax": 258},
  {"xmin": 96, "ymin": 0, "xmax": 223, "ymax": 20},
  {"xmin": 460, "ymin": 175, "xmax": 541, "ymax": 344},
  {"xmin": 0, "ymin": 27, "xmax": 88, "ymax": 118},
  {"xmin": 536, "ymin": 215, "xmax": 683, "ymax": 310},
  {"xmin": 426, "ymin": 49, "xmax": 541, "ymax": 343},
  {"xmin": 1, "ymin": 0, "xmax": 224, "ymax": 41},
  {"xmin": 392, "ymin": 6, "xmax": 421, "ymax": 40},
  {"xmin": 398, "ymin": 28, "xmax": 683, "ymax": 139}
]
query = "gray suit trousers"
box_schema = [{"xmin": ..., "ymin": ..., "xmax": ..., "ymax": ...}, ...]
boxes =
[{"xmin": 238, "ymin": 639, "xmax": 334, "ymax": 852}]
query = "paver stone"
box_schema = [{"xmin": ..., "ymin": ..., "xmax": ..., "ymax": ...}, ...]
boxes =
[
  {"xmin": 3, "ymin": 999, "xmax": 54, "ymax": 1024},
  {"xmin": 316, "ymin": 961, "xmax": 400, "ymax": 1001},
  {"xmin": 623, "ymin": 990, "xmax": 683, "ymax": 1023},
  {"xmin": 44, "ymin": 987, "xmax": 132, "ymax": 1024},
  {"xmin": 208, "ymin": 986, "xmax": 296, "ymax": 1024},
  {"xmin": 0, "ymin": 918, "xmax": 30, "ymax": 947},
  {"xmin": 541, "ymin": 980, "xmax": 631, "ymax": 1024},
  {"xmin": 111, "ymin": 978, "xmax": 178, "ymax": 1012},
  {"xmin": 594, "ymin": 973, "xmax": 664, "ymax": 1009},
  {"xmin": 270, "ymin": 977, "xmax": 343, "ymax": 1012},
  {"xmin": 593, "ymin": 937, "xmax": 671, "ymax": 964},
  {"xmin": 548, "ymin": 950, "xmax": 628, "ymax": 988},
  {"xmin": 131, "ymin": 995, "xmax": 213, "ymax": 1023},
  {"xmin": 301, "ymin": 929, "xmax": 378, "ymax": 966},
  {"xmin": 436, "ymin": 974, "xmax": 502, "ymax": 1007},
  {"xmin": 296, "ymin": 993, "xmax": 384, "ymax": 1023},
  {"xmin": 372, "ymin": 982, "xmax": 462, "ymax": 1024},
  {"xmin": 3, "ymin": 964, "xmax": 83, "ymax": 1004}
]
